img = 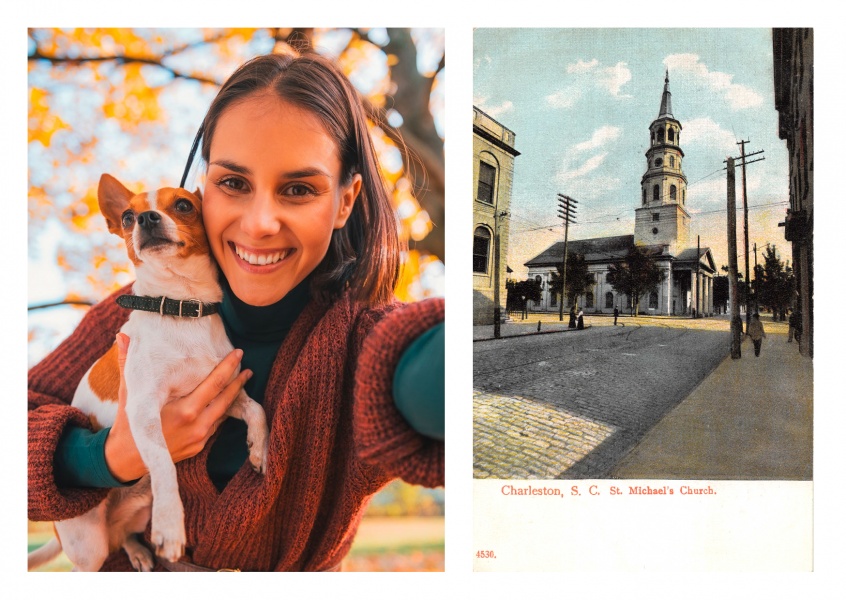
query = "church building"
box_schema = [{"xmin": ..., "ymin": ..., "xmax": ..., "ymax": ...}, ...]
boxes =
[{"xmin": 525, "ymin": 72, "xmax": 716, "ymax": 316}]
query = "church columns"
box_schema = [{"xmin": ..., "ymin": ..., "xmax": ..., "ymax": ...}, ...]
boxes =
[{"xmin": 665, "ymin": 266, "xmax": 672, "ymax": 315}]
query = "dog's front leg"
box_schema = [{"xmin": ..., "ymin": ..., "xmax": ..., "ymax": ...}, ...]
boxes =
[
  {"xmin": 226, "ymin": 391, "xmax": 269, "ymax": 474},
  {"xmin": 123, "ymin": 377, "xmax": 185, "ymax": 562}
]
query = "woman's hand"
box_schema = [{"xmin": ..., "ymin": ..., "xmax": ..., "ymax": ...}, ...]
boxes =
[{"xmin": 103, "ymin": 333, "xmax": 252, "ymax": 483}]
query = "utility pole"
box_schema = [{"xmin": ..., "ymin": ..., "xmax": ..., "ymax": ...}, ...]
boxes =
[
  {"xmin": 733, "ymin": 140, "xmax": 765, "ymax": 332},
  {"xmin": 754, "ymin": 242, "xmax": 759, "ymax": 316},
  {"xmin": 726, "ymin": 157, "xmax": 742, "ymax": 358},
  {"xmin": 493, "ymin": 209, "xmax": 508, "ymax": 339},
  {"xmin": 557, "ymin": 194, "xmax": 577, "ymax": 321}
]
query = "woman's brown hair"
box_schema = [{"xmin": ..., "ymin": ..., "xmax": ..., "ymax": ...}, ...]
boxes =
[{"xmin": 199, "ymin": 51, "xmax": 401, "ymax": 306}]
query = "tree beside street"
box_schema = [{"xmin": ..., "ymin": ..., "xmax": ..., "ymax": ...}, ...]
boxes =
[
  {"xmin": 606, "ymin": 246, "xmax": 664, "ymax": 316},
  {"xmin": 754, "ymin": 244, "xmax": 795, "ymax": 320},
  {"xmin": 713, "ymin": 275, "xmax": 729, "ymax": 314},
  {"xmin": 549, "ymin": 253, "xmax": 595, "ymax": 311},
  {"xmin": 505, "ymin": 278, "xmax": 542, "ymax": 314}
]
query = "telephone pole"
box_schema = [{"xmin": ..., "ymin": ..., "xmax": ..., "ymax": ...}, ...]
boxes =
[
  {"xmin": 557, "ymin": 194, "xmax": 577, "ymax": 321},
  {"xmin": 726, "ymin": 157, "xmax": 742, "ymax": 358},
  {"xmin": 733, "ymin": 140, "xmax": 765, "ymax": 331},
  {"xmin": 493, "ymin": 209, "xmax": 508, "ymax": 339}
]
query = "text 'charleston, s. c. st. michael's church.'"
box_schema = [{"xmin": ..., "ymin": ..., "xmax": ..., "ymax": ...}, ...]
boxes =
[{"xmin": 526, "ymin": 71, "xmax": 716, "ymax": 316}]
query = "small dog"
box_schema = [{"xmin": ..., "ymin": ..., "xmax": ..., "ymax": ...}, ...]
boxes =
[{"xmin": 29, "ymin": 174, "xmax": 269, "ymax": 571}]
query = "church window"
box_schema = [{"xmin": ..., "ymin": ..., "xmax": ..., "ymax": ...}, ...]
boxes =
[
  {"xmin": 642, "ymin": 188, "xmax": 646, "ymax": 205},
  {"xmin": 477, "ymin": 162, "xmax": 496, "ymax": 204},
  {"xmin": 682, "ymin": 189, "xmax": 685, "ymax": 204},
  {"xmin": 654, "ymin": 157, "xmax": 663, "ymax": 168},
  {"xmin": 667, "ymin": 127, "xmax": 674, "ymax": 143},
  {"xmin": 585, "ymin": 291, "xmax": 594, "ymax": 308},
  {"xmin": 473, "ymin": 226, "xmax": 491, "ymax": 273},
  {"xmin": 649, "ymin": 291, "xmax": 659, "ymax": 309},
  {"xmin": 670, "ymin": 185, "xmax": 677, "ymax": 201},
  {"xmin": 653, "ymin": 185, "xmax": 659, "ymax": 201},
  {"xmin": 605, "ymin": 291, "xmax": 614, "ymax": 309},
  {"xmin": 653, "ymin": 213, "xmax": 660, "ymax": 222},
  {"xmin": 670, "ymin": 156, "xmax": 675, "ymax": 168},
  {"xmin": 652, "ymin": 227, "xmax": 659, "ymax": 235}
]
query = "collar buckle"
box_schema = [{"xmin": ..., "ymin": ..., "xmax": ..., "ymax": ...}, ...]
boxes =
[{"xmin": 180, "ymin": 298, "xmax": 203, "ymax": 318}]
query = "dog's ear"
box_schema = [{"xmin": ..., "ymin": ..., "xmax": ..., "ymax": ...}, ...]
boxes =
[
  {"xmin": 98, "ymin": 174, "xmax": 134, "ymax": 236},
  {"xmin": 193, "ymin": 187, "xmax": 203, "ymax": 201}
]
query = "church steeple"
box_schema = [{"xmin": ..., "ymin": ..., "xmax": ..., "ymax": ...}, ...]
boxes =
[
  {"xmin": 635, "ymin": 70, "xmax": 690, "ymax": 253},
  {"xmin": 658, "ymin": 69, "xmax": 673, "ymax": 117}
]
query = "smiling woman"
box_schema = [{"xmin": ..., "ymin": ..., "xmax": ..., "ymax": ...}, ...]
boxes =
[{"xmin": 28, "ymin": 46, "xmax": 445, "ymax": 573}]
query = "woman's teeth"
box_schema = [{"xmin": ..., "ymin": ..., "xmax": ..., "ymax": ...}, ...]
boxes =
[{"xmin": 235, "ymin": 245, "xmax": 288, "ymax": 266}]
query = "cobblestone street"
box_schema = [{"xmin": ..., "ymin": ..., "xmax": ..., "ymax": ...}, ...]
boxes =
[{"xmin": 473, "ymin": 317, "xmax": 731, "ymax": 479}]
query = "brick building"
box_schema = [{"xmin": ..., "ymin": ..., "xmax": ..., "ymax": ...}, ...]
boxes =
[
  {"xmin": 473, "ymin": 107, "xmax": 520, "ymax": 324},
  {"xmin": 773, "ymin": 28, "xmax": 813, "ymax": 357}
]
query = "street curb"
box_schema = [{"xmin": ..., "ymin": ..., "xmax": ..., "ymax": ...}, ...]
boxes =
[{"xmin": 473, "ymin": 324, "xmax": 592, "ymax": 342}]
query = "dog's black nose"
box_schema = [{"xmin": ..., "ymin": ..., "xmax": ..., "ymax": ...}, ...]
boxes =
[{"xmin": 137, "ymin": 211, "xmax": 162, "ymax": 229}]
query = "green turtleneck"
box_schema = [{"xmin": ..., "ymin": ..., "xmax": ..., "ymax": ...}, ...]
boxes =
[{"xmin": 53, "ymin": 282, "xmax": 444, "ymax": 491}]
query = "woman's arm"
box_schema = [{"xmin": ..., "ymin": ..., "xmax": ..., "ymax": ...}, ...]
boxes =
[
  {"xmin": 352, "ymin": 297, "xmax": 445, "ymax": 488},
  {"xmin": 28, "ymin": 286, "xmax": 131, "ymax": 521}
]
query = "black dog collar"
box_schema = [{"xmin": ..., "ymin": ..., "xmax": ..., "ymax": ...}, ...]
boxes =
[{"xmin": 116, "ymin": 294, "xmax": 220, "ymax": 318}]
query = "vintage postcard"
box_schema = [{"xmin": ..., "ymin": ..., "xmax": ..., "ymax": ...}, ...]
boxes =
[{"xmin": 472, "ymin": 28, "xmax": 813, "ymax": 570}]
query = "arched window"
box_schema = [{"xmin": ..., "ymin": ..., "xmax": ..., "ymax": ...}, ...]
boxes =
[
  {"xmin": 670, "ymin": 185, "xmax": 677, "ymax": 201},
  {"xmin": 649, "ymin": 291, "xmax": 658, "ymax": 309},
  {"xmin": 585, "ymin": 291, "xmax": 594, "ymax": 308},
  {"xmin": 653, "ymin": 184, "xmax": 659, "ymax": 201},
  {"xmin": 670, "ymin": 156, "xmax": 675, "ymax": 168},
  {"xmin": 667, "ymin": 127, "xmax": 674, "ymax": 143},
  {"xmin": 473, "ymin": 227, "xmax": 491, "ymax": 273},
  {"xmin": 477, "ymin": 162, "xmax": 496, "ymax": 204},
  {"xmin": 682, "ymin": 189, "xmax": 686, "ymax": 204},
  {"xmin": 642, "ymin": 188, "xmax": 647, "ymax": 205},
  {"xmin": 605, "ymin": 291, "xmax": 614, "ymax": 308}
]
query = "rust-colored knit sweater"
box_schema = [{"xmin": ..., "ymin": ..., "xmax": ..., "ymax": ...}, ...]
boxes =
[{"xmin": 28, "ymin": 286, "xmax": 444, "ymax": 571}]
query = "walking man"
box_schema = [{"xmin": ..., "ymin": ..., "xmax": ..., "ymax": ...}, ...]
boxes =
[
  {"xmin": 747, "ymin": 312, "xmax": 767, "ymax": 357},
  {"xmin": 613, "ymin": 307, "xmax": 619, "ymax": 326}
]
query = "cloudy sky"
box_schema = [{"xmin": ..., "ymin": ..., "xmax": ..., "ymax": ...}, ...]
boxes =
[{"xmin": 474, "ymin": 28, "xmax": 793, "ymax": 279}]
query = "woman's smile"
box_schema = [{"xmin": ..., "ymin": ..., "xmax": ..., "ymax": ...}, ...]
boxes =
[{"xmin": 230, "ymin": 242, "xmax": 295, "ymax": 270}]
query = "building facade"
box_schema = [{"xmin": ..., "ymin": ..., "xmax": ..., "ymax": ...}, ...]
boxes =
[
  {"xmin": 473, "ymin": 107, "xmax": 520, "ymax": 325},
  {"xmin": 525, "ymin": 73, "xmax": 715, "ymax": 316},
  {"xmin": 773, "ymin": 28, "xmax": 813, "ymax": 357}
]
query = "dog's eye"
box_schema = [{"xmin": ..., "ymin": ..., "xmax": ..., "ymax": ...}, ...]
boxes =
[
  {"xmin": 175, "ymin": 199, "xmax": 193, "ymax": 213},
  {"xmin": 121, "ymin": 211, "xmax": 135, "ymax": 228}
]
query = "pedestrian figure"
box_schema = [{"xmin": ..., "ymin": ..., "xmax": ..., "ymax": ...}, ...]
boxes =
[
  {"xmin": 787, "ymin": 309, "xmax": 796, "ymax": 343},
  {"xmin": 613, "ymin": 307, "xmax": 619, "ymax": 326},
  {"xmin": 568, "ymin": 306, "xmax": 576, "ymax": 329},
  {"xmin": 747, "ymin": 312, "xmax": 766, "ymax": 357},
  {"xmin": 794, "ymin": 310, "xmax": 802, "ymax": 345},
  {"xmin": 577, "ymin": 309, "xmax": 585, "ymax": 330}
]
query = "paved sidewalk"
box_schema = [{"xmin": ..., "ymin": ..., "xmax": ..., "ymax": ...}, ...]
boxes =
[{"xmin": 610, "ymin": 328, "xmax": 812, "ymax": 480}]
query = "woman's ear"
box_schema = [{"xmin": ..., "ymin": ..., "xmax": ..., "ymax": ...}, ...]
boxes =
[{"xmin": 334, "ymin": 173, "xmax": 361, "ymax": 229}]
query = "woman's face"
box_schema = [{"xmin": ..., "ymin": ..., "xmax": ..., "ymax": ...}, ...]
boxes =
[{"xmin": 203, "ymin": 94, "xmax": 361, "ymax": 306}]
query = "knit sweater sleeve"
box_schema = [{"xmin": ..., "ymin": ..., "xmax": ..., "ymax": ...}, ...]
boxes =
[
  {"xmin": 28, "ymin": 285, "xmax": 131, "ymax": 521},
  {"xmin": 352, "ymin": 297, "xmax": 445, "ymax": 488}
]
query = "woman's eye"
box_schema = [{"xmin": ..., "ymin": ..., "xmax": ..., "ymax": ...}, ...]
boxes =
[
  {"xmin": 219, "ymin": 177, "xmax": 247, "ymax": 192},
  {"xmin": 175, "ymin": 199, "xmax": 193, "ymax": 213},
  {"xmin": 121, "ymin": 211, "xmax": 135, "ymax": 228},
  {"xmin": 285, "ymin": 184, "xmax": 315, "ymax": 197}
]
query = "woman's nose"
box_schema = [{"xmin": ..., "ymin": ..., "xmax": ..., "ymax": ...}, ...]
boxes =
[{"xmin": 240, "ymin": 191, "xmax": 282, "ymax": 238}]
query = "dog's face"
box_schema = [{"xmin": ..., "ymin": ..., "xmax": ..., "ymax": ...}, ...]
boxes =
[{"xmin": 98, "ymin": 174, "xmax": 209, "ymax": 267}]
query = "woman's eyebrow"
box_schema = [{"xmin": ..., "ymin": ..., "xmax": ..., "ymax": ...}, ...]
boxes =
[
  {"xmin": 210, "ymin": 160, "xmax": 251, "ymax": 175},
  {"xmin": 284, "ymin": 167, "xmax": 333, "ymax": 179}
]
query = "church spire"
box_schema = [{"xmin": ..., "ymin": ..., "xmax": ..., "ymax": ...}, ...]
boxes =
[{"xmin": 658, "ymin": 69, "xmax": 673, "ymax": 118}]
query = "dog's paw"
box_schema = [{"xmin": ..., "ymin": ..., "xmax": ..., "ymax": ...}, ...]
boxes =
[
  {"xmin": 124, "ymin": 540, "xmax": 154, "ymax": 572},
  {"xmin": 151, "ymin": 508, "xmax": 186, "ymax": 562},
  {"xmin": 151, "ymin": 529, "xmax": 185, "ymax": 562},
  {"xmin": 247, "ymin": 427, "xmax": 269, "ymax": 475}
]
